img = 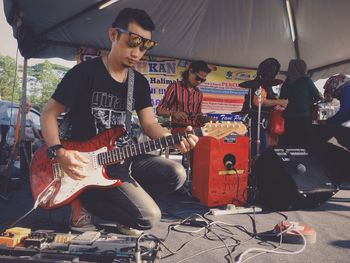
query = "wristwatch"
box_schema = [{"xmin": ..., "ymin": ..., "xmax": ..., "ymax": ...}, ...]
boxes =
[{"xmin": 47, "ymin": 144, "xmax": 64, "ymax": 160}]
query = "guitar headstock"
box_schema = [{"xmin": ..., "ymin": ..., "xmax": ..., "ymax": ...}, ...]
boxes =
[{"xmin": 202, "ymin": 121, "xmax": 247, "ymax": 139}]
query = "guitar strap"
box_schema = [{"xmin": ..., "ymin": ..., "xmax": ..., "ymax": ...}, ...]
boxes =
[{"xmin": 125, "ymin": 68, "xmax": 135, "ymax": 135}]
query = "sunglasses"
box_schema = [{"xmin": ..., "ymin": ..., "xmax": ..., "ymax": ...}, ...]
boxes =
[
  {"xmin": 115, "ymin": 27, "xmax": 158, "ymax": 51},
  {"xmin": 195, "ymin": 74, "xmax": 206, "ymax": 83}
]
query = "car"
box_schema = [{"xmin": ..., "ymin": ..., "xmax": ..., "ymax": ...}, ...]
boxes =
[
  {"xmin": 0, "ymin": 100, "xmax": 43, "ymax": 172},
  {"xmin": 0, "ymin": 100, "xmax": 41, "ymax": 133}
]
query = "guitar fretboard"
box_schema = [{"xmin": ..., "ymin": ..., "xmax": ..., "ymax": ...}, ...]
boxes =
[{"xmin": 96, "ymin": 128, "xmax": 204, "ymax": 166}]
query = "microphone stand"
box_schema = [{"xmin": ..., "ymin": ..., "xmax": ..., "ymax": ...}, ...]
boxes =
[
  {"xmin": 247, "ymin": 84, "xmax": 263, "ymax": 206},
  {"xmin": 255, "ymin": 85, "xmax": 263, "ymax": 158}
]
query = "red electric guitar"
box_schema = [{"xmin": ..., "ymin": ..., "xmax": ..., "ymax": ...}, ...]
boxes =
[{"xmin": 30, "ymin": 122, "xmax": 247, "ymax": 209}]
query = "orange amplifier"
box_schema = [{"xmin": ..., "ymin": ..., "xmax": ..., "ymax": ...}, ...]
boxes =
[{"xmin": 192, "ymin": 134, "xmax": 249, "ymax": 207}]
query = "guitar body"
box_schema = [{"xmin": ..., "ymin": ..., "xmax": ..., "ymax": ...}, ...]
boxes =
[{"xmin": 30, "ymin": 127, "xmax": 124, "ymax": 209}]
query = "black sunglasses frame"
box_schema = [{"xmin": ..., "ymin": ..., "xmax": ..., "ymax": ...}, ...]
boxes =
[
  {"xmin": 115, "ymin": 27, "xmax": 157, "ymax": 51},
  {"xmin": 195, "ymin": 75, "xmax": 206, "ymax": 83}
]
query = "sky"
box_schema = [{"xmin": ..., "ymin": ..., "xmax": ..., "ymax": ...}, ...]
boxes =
[{"xmin": 0, "ymin": 1, "xmax": 75, "ymax": 68}]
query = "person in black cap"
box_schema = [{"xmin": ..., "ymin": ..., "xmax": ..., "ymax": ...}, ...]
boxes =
[{"xmin": 242, "ymin": 58, "xmax": 288, "ymax": 158}]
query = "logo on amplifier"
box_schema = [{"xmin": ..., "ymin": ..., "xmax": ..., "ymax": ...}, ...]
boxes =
[
  {"xmin": 218, "ymin": 169, "xmax": 245, "ymax": 175},
  {"xmin": 223, "ymin": 134, "xmax": 237, "ymax": 143}
]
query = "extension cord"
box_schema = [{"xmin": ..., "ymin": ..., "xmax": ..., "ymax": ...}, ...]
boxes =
[
  {"xmin": 273, "ymin": 221, "xmax": 316, "ymax": 244},
  {"xmin": 210, "ymin": 205, "xmax": 262, "ymax": 216}
]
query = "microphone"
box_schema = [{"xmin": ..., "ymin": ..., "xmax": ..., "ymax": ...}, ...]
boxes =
[
  {"xmin": 296, "ymin": 163, "xmax": 306, "ymax": 174},
  {"xmin": 223, "ymin": 154, "xmax": 236, "ymax": 170}
]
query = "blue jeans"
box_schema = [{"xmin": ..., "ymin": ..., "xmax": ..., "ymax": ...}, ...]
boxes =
[{"xmin": 79, "ymin": 154, "xmax": 186, "ymax": 230}]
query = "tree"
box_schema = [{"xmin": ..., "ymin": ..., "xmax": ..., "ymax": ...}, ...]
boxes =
[
  {"xmin": 0, "ymin": 55, "xmax": 21, "ymax": 101},
  {"xmin": 0, "ymin": 56, "xmax": 70, "ymax": 110},
  {"xmin": 28, "ymin": 60, "xmax": 69, "ymax": 110}
]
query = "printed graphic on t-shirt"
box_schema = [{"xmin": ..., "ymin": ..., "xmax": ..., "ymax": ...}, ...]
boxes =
[
  {"xmin": 91, "ymin": 91, "xmax": 134, "ymax": 133},
  {"xmin": 92, "ymin": 108, "xmax": 126, "ymax": 131}
]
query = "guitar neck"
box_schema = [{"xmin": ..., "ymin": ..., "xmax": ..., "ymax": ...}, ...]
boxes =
[{"xmin": 97, "ymin": 128, "xmax": 204, "ymax": 166}]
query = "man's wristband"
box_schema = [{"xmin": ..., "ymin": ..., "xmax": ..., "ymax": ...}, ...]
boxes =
[{"xmin": 47, "ymin": 144, "xmax": 64, "ymax": 160}]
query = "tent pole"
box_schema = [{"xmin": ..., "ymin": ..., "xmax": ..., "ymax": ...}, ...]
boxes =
[
  {"xmin": 19, "ymin": 58, "xmax": 32, "ymax": 182},
  {"xmin": 19, "ymin": 58, "xmax": 28, "ymax": 144},
  {"xmin": 286, "ymin": 0, "xmax": 300, "ymax": 59},
  {"xmin": 0, "ymin": 58, "xmax": 28, "ymax": 200}
]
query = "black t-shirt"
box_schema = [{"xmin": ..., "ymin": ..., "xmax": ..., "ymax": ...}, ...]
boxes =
[{"xmin": 52, "ymin": 57, "xmax": 152, "ymax": 141}]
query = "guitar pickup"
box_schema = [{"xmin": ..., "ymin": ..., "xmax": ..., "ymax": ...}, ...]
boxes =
[{"xmin": 53, "ymin": 163, "xmax": 64, "ymax": 179}]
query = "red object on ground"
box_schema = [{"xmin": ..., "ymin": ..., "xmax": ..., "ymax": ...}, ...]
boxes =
[
  {"xmin": 192, "ymin": 135, "xmax": 249, "ymax": 207},
  {"xmin": 273, "ymin": 221, "xmax": 317, "ymax": 244}
]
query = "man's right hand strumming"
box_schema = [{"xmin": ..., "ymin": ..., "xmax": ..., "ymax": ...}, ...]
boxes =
[{"xmin": 55, "ymin": 149, "xmax": 89, "ymax": 180}]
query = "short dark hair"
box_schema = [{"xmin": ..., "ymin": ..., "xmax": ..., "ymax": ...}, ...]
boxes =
[
  {"xmin": 182, "ymin": 60, "xmax": 211, "ymax": 80},
  {"xmin": 112, "ymin": 8, "xmax": 155, "ymax": 31},
  {"xmin": 189, "ymin": 60, "xmax": 211, "ymax": 74},
  {"xmin": 257, "ymin": 58, "xmax": 280, "ymax": 80}
]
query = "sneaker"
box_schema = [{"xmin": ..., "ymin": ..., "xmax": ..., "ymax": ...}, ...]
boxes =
[
  {"xmin": 116, "ymin": 223, "xmax": 144, "ymax": 236},
  {"xmin": 69, "ymin": 199, "xmax": 97, "ymax": 232}
]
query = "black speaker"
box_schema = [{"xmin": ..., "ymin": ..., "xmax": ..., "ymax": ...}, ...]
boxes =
[
  {"xmin": 254, "ymin": 147, "xmax": 339, "ymax": 210},
  {"xmin": 310, "ymin": 143, "xmax": 350, "ymax": 185}
]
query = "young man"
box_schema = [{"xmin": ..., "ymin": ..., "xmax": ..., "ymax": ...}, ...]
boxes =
[
  {"xmin": 40, "ymin": 8, "xmax": 198, "ymax": 235},
  {"xmin": 156, "ymin": 61, "xmax": 211, "ymax": 189},
  {"xmin": 156, "ymin": 60, "xmax": 212, "ymax": 129}
]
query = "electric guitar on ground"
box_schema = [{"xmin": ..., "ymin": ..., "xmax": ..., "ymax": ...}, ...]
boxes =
[{"xmin": 30, "ymin": 122, "xmax": 247, "ymax": 209}]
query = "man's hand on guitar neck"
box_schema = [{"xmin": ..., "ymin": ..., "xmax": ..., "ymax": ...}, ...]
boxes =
[
  {"xmin": 173, "ymin": 126, "xmax": 199, "ymax": 153},
  {"xmin": 56, "ymin": 148, "xmax": 90, "ymax": 180},
  {"xmin": 196, "ymin": 114, "xmax": 215, "ymax": 125}
]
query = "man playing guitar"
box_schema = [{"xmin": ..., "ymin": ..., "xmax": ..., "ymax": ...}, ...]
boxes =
[
  {"xmin": 40, "ymin": 8, "xmax": 198, "ymax": 235},
  {"xmin": 156, "ymin": 60, "xmax": 213, "ymax": 131},
  {"xmin": 156, "ymin": 61, "xmax": 213, "ymax": 185}
]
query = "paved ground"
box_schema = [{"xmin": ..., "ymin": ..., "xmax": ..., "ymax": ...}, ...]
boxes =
[{"xmin": 0, "ymin": 151, "xmax": 349, "ymax": 262}]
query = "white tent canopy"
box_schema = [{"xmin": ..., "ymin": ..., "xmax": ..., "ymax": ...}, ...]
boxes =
[{"xmin": 4, "ymin": 0, "xmax": 350, "ymax": 80}]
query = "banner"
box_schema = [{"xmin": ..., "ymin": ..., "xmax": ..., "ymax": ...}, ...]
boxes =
[{"xmin": 77, "ymin": 48, "xmax": 256, "ymax": 119}]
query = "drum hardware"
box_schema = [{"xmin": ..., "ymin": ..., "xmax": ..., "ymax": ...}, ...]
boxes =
[
  {"xmin": 239, "ymin": 78, "xmax": 283, "ymax": 89},
  {"xmin": 239, "ymin": 77, "xmax": 283, "ymax": 160},
  {"xmin": 312, "ymin": 102, "xmax": 339, "ymax": 122},
  {"xmin": 238, "ymin": 57, "xmax": 283, "ymax": 205},
  {"xmin": 255, "ymin": 85, "xmax": 266, "ymax": 158},
  {"xmin": 238, "ymin": 82, "xmax": 263, "ymax": 159}
]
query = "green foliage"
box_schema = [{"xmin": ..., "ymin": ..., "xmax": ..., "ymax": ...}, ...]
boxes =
[
  {"xmin": 0, "ymin": 55, "xmax": 71, "ymax": 111},
  {"xmin": 0, "ymin": 55, "xmax": 21, "ymax": 101},
  {"xmin": 31, "ymin": 61, "xmax": 70, "ymax": 110},
  {"xmin": 29, "ymin": 60, "xmax": 59, "ymax": 109}
]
